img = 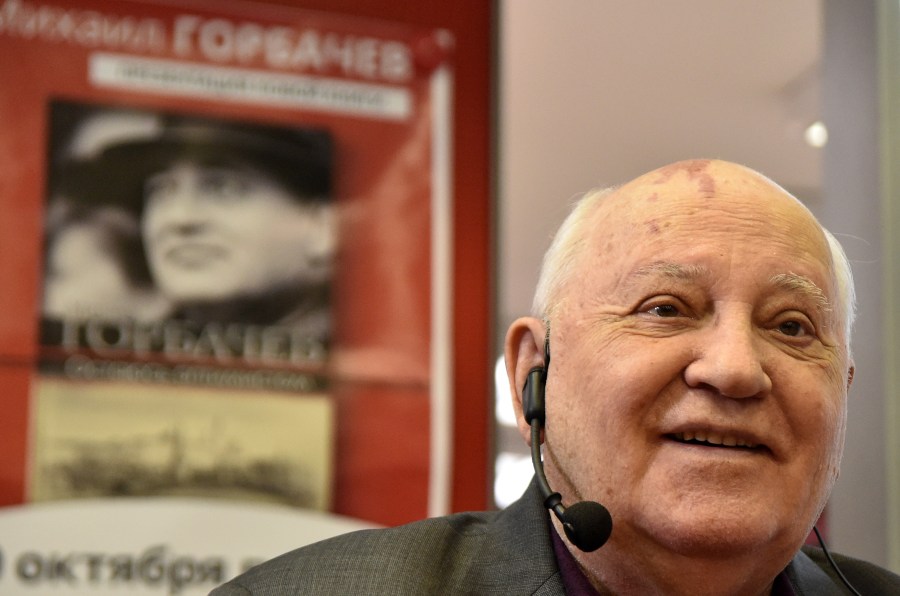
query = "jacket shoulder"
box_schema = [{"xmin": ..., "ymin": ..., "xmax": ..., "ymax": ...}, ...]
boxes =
[
  {"xmin": 794, "ymin": 545, "xmax": 900, "ymax": 594},
  {"xmin": 211, "ymin": 483, "xmax": 563, "ymax": 595}
]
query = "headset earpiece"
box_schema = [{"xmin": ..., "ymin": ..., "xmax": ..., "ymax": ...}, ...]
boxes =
[{"xmin": 523, "ymin": 366, "xmax": 546, "ymax": 425}]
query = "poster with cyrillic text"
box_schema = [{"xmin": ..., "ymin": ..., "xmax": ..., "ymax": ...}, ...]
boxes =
[{"xmin": 0, "ymin": 0, "xmax": 454, "ymax": 592}]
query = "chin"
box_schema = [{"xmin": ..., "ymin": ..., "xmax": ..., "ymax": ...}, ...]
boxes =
[{"xmin": 633, "ymin": 503, "xmax": 800, "ymax": 559}]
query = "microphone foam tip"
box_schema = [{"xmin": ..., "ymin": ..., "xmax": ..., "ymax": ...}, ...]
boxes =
[{"xmin": 562, "ymin": 501, "xmax": 613, "ymax": 552}]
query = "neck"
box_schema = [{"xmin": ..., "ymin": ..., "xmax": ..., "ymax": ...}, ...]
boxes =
[{"xmin": 554, "ymin": 520, "xmax": 792, "ymax": 596}]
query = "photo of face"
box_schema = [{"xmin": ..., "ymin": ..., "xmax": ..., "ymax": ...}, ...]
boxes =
[
  {"xmin": 42, "ymin": 101, "xmax": 335, "ymax": 333},
  {"xmin": 142, "ymin": 160, "xmax": 334, "ymax": 308}
]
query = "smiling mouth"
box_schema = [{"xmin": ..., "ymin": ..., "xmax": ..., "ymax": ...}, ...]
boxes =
[{"xmin": 667, "ymin": 431, "xmax": 764, "ymax": 451}]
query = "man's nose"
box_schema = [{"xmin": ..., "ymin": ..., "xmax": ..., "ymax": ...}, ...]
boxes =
[{"xmin": 682, "ymin": 314, "xmax": 772, "ymax": 399}]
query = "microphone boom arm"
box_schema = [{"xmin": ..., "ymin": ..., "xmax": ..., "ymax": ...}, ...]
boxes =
[{"xmin": 531, "ymin": 420, "xmax": 566, "ymax": 519}]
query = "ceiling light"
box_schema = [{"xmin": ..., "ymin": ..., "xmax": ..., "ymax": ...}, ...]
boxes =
[{"xmin": 804, "ymin": 121, "xmax": 828, "ymax": 148}]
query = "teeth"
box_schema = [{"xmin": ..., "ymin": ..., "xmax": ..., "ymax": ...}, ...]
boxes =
[{"xmin": 672, "ymin": 432, "xmax": 758, "ymax": 449}]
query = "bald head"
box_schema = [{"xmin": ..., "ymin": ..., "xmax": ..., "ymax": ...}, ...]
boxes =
[{"xmin": 533, "ymin": 159, "xmax": 855, "ymax": 345}]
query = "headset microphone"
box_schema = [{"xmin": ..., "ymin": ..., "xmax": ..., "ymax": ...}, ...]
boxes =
[{"xmin": 523, "ymin": 363, "xmax": 613, "ymax": 552}]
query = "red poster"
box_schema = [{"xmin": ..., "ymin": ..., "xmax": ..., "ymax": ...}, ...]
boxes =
[{"xmin": 0, "ymin": 0, "xmax": 455, "ymax": 530}]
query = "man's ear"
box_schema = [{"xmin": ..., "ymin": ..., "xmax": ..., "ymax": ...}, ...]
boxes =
[{"xmin": 504, "ymin": 316, "xmax": 548, "ymax": 447}]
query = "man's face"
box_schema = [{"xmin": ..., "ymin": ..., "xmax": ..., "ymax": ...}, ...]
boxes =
[
  {"xmin": 530, "ymin": 160, "xmax": 851, "ymax": 559},
  {"xmin": 141, "ymin": 160, "xmax": 333, "ymax": 305}
]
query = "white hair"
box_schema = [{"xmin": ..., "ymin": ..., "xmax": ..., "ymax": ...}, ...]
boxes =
[
  {"xmin": 531, "ymin": 187, "xmax": 614, "ymax": 320},
  {"xmin": 822, "ymin": 228, "xmax": 857, "ymax": 342}
]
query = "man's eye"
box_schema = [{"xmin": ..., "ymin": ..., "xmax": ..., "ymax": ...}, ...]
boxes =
[
  {"xmin": 777, "ymin": 320, "xmax": 806, "ymax": 337},
  {"xmin": 648, "ymin": 304, "xmax": 681, "ymax": 317}
]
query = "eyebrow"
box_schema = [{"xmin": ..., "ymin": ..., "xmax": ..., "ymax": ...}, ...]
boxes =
[
  {"xmin": 628, "ymin": 261, "xmax": 711, "ymax": 283},
  {"xmin": 769, "ymin": 272, "xmax": 832, "ymax": 313},
  {"xmin": 625, "ymin": 264, "xmax": 833, "ymax": 312}
]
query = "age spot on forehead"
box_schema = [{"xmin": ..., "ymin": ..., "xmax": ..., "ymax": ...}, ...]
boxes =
[{"xmin": 652, "ymin": 159, "xmax": 716, "ymax": 197}]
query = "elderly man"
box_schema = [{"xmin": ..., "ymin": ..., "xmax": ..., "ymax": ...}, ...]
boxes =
[{"xmin": 210, "ymin": 160, "xmax": 900, "ymax": 595}]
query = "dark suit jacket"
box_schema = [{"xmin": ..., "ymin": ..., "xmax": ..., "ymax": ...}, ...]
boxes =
[{"xmin": 210, "ymin": 480, "xmax": 900, "ymax": 595}]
